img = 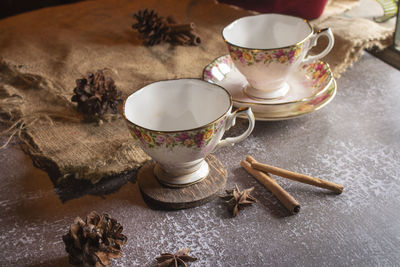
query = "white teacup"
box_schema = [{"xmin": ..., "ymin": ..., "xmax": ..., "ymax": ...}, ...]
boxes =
[
  {"xmin": 124, "ymin": 79, "xmax": 255, "ymax": 186},
  {"xmin": 223, "ymin": 14, "xmax": 334, "ymax": 99}
]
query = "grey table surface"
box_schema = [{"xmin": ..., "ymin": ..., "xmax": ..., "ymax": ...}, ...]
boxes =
[{"xmin": 1, "ymin": 52, "xmax": 400, "ymax": 266}]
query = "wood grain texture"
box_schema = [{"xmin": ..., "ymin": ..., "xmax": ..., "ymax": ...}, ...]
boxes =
[{"xmin": 138, "ymin": 155, "xmax": 227, "ymax": 210}]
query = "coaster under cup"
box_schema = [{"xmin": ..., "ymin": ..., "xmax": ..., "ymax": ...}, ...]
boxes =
[{"xmin": 138, "ymin": 154, "xmax": 227, "ymax": 210}]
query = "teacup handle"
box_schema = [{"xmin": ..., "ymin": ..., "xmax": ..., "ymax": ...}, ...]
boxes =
[
  {"xmin": 213, "ymin": 107, "xmax": 255, "ymax": 152},
  {"xmin": 303, "ymin": 28, "xmax": 334, "ymax": 64}
]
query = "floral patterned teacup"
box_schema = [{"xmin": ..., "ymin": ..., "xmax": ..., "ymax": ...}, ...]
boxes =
[
  {"xmin": 223, "ymin": 14, "xmax": 334, "ymax": 99},
  {"xmin": 124, "ymin": 79, "xmax": 255, "ymax": 186}
]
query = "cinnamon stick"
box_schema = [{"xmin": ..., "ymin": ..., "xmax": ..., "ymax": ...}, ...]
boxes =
[
  {"xmin": 169, "ymin": 23, "xmax": 195, "ymax": 33},
  {"xmin": 169, "ymin": 29, "xmax": 200, "ymax": 46},
  {"xmin": 241, "ymin": 159, "xmax": 300, "ymax": 214},
  {"xmin": 171, "ymin": 33, "xmax": 191, "ymax": 45},
  {"xmin": 247, "ymin": 156, "xmax": 344, "ymax": 194},
  {"xmin": 186, "ymin": 32, "xmax": 201, "ymax": 45}
]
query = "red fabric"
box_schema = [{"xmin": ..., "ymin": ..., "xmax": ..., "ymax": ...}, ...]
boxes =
[{"xmin": 218, "ymin": 0, "xmax": 328, "ymax": 20}]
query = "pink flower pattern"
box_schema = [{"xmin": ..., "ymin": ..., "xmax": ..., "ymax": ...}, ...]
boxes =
[
  {"xmin": 128, "ymin": 117, "xmax": 226, "ymax": 149},
  {"xmin": 227, "ymin": 43, "xmax": 304, "ymax": 66}
]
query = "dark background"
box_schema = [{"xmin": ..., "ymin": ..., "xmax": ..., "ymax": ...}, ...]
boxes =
[
  {"xmin": 0, "ymin": 0, "xmax": 329, "ymax": 20},
  {"xmin": 0, "ymin": 0, "xmax": 81, "ymax": 19}
]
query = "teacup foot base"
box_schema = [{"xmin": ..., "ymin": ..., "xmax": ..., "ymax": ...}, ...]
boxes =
[
  {"xmin": 244, "ymin": 83, "xmax": 290, "ymax": 100},
  {"xmin": 138, "ymin": 155, "xmax": 227, "ymax": 210},
  {"xmin": 154, "ymin": 160, "xmax": 209, "ymax": 187}
]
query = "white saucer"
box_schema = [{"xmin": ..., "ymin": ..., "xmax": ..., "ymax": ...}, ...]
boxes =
[{"xmin": 203, "ymin": 55, "xmax": 337, "ymax": 121}]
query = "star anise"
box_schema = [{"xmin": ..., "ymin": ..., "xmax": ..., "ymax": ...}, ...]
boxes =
[
  {"xmin": 156, "ymin": 248, "xmax": 198, "ymax": 267},
  {"xmin": 220, "ymin": 184, "xmax": 257, "ymax": 216}
]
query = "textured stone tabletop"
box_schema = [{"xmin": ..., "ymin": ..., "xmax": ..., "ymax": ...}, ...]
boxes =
[{"xmin": 1, "ymin": 52, "xmax": 400, "ymax": 266}]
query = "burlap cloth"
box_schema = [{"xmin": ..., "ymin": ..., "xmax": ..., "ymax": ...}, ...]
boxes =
[{"xmin": 0, "ymin": 0, "xmax": 395, "ymax": 184}]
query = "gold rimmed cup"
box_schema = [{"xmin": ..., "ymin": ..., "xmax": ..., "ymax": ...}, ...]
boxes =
[
  {"xmin": 123, "ymin": 78, "xmax": 255, "ymax": 187},
  {"xmin": 222, "ymin": 14, "xmax": 334, "ymax": 100}
]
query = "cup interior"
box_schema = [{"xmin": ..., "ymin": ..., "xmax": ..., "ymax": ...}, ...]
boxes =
[
  {"xmin": 223, "ymin": 14, "xmax": 312, "ymax": 49},
  {"xmin": 124, "ymin": 79, "xmax": 231, "ymax": 131}
]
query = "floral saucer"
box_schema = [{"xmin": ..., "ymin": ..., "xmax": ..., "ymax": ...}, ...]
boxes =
[{"xmin": 203, "ymin": 55, "xmax": 336, "ymax": 121}]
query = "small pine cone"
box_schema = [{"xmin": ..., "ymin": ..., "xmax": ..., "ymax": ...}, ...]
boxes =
[
  {"xmin": 71, "ymin": 70, "xmax": 122, "ymax": 120},
  {"xmin": 132, "ymin": 9, "xmax": 171, "ymax": 46},
  {"xmin": 132, "ymin": 9, "xmax": 201, "ymax": 46},
  {"xmin": 62, "ymin": 211, "xmax": 128, "ymax": 267}
]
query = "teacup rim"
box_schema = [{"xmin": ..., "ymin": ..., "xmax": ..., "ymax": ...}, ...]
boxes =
[
  {"xmin": 123, "ymin": 78, "xmax": 233, "ymax": 134},
  {"xmin": 222, "ymin": 13, "xmax": 314, "ymax": 51}
]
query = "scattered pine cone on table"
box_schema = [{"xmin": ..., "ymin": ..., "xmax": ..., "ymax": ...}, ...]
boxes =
[
  {"xmin": 71, "ymin": 70, "xmax": 122, "ymax": 121},
  {"xmin": 132, "ymin": 9, "xmax": 201, "ymax": 46},
  {"xmin": 62, "ymin": 211, "xmax": 127, "ymax": 267}
]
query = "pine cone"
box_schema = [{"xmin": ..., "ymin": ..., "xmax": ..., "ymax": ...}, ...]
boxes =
[
  {"xmin": 71, "ymin": 70, "xmax": 122, "ymax": 120},
  {"xmin": 62, "ymin": 211, "xmax": 128, "ymax": 267},
  {"xmin": 132, "ymin": 9, "xmax": 170, "ymax": 46},
  {"xmin": 132, "ymin": 9, "xmax": 201, "ymax": 46}
]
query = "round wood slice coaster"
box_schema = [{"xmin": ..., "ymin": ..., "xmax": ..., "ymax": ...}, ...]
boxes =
[{"xmin": 138, "ymin": 154, "xmax": 227, "ymax": 210}]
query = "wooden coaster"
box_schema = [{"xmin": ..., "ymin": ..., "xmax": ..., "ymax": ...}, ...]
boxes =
[{"xmin": 138, "ymin": 154, "xmax": 227, "ymax": 210}]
